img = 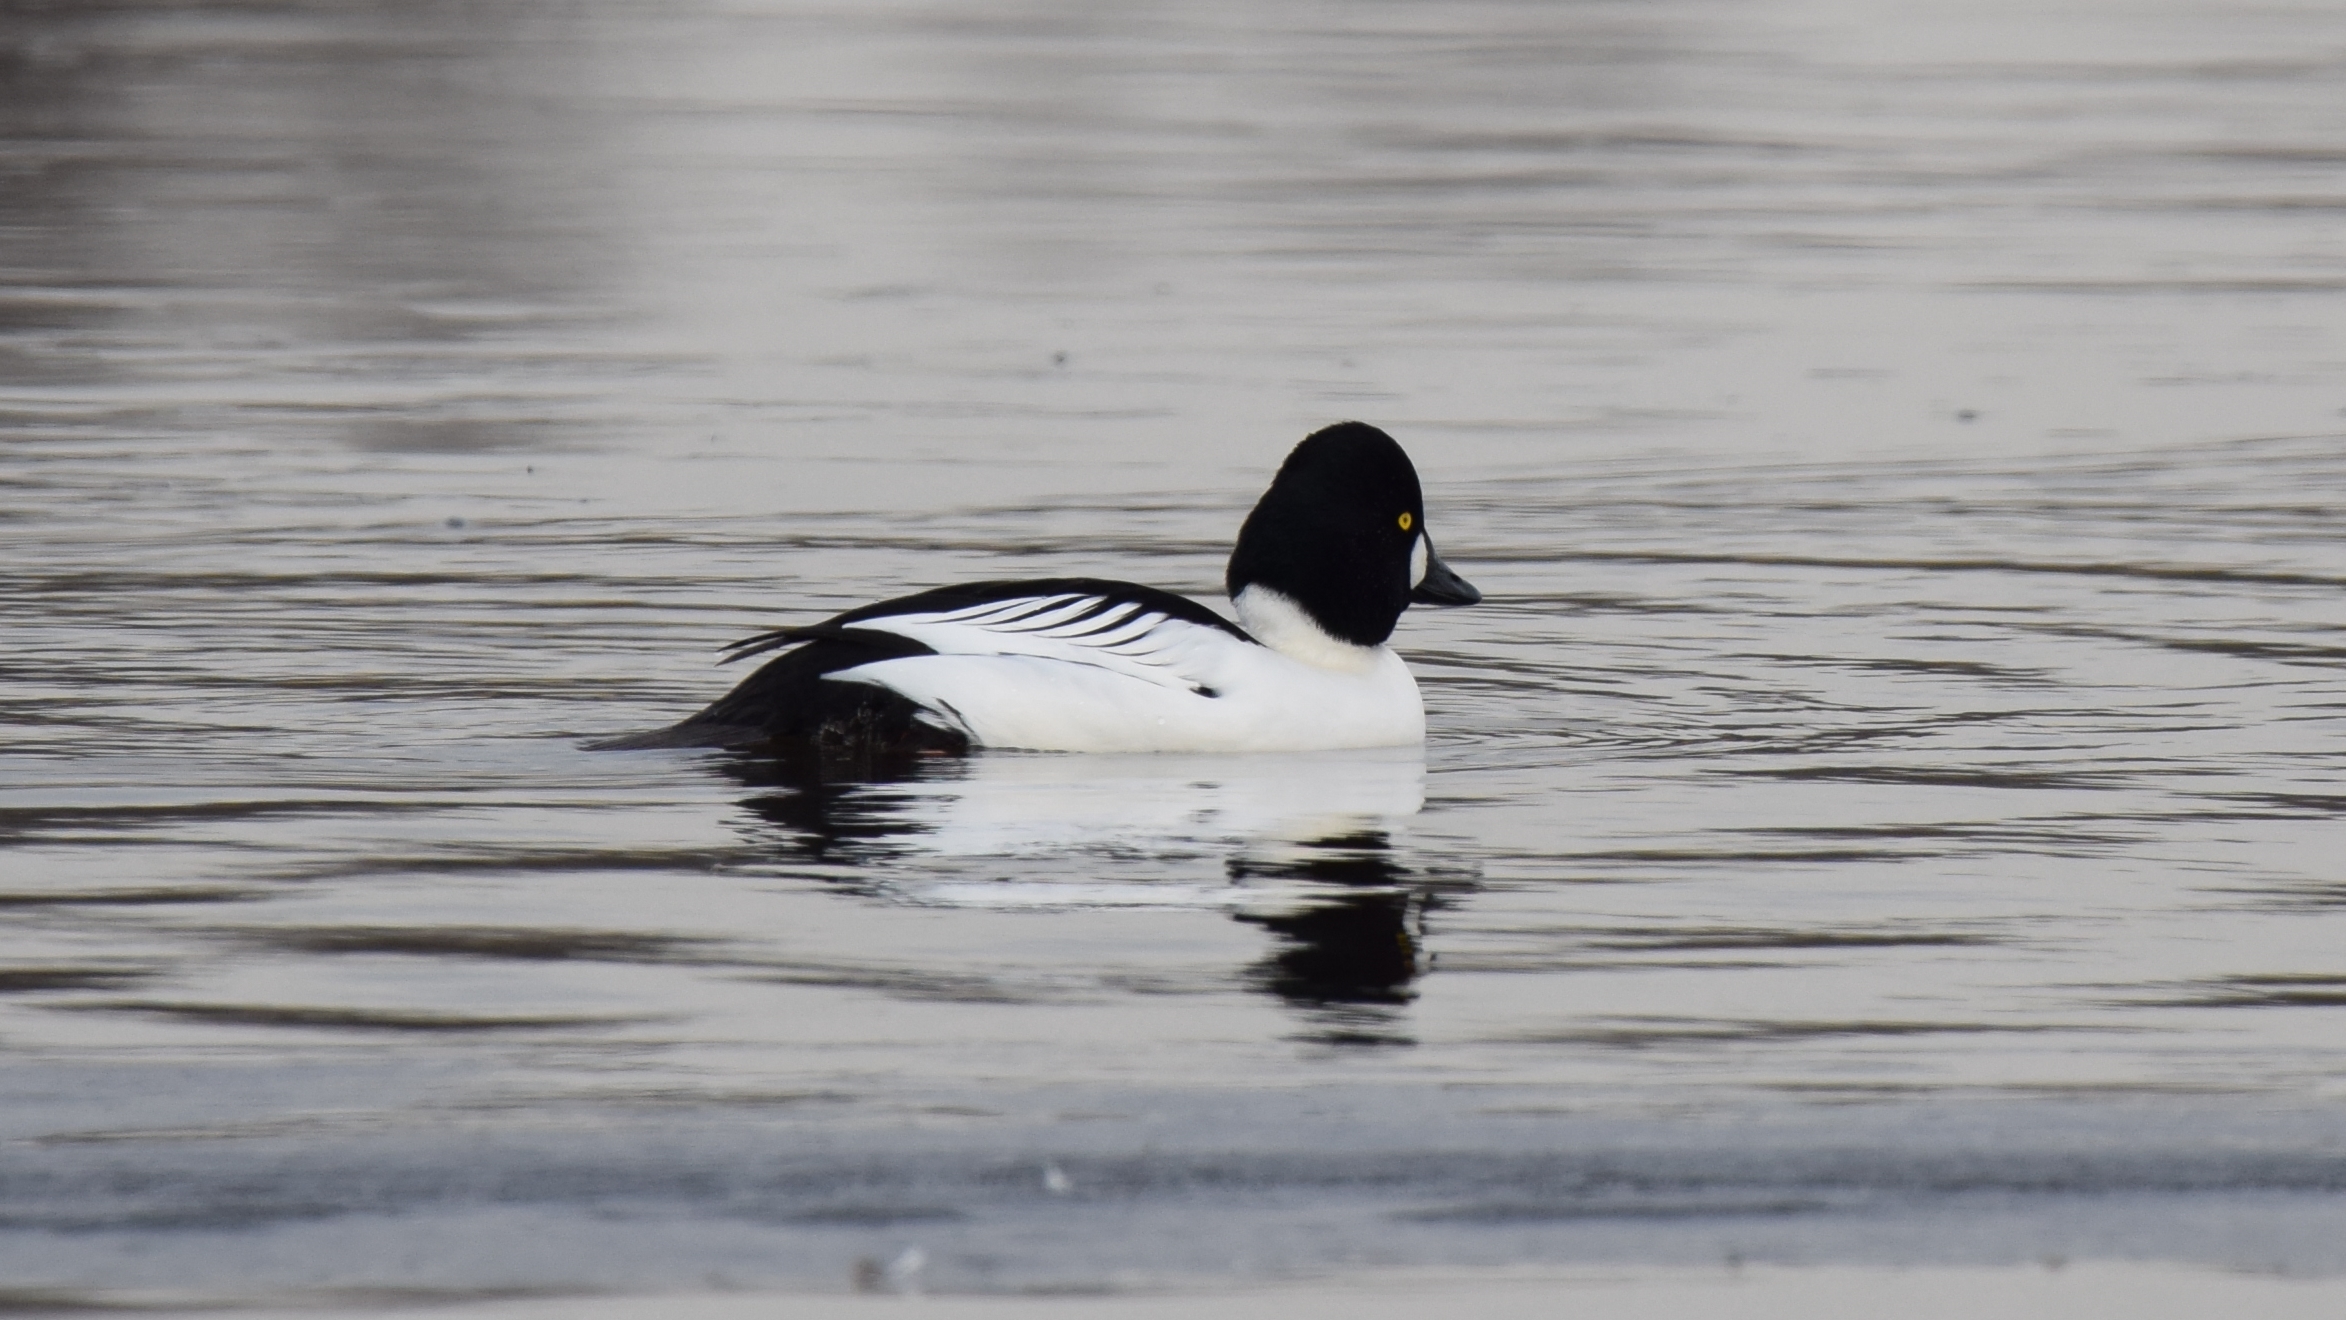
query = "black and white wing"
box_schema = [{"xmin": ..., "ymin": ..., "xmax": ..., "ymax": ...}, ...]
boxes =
[{"xmin": 722, "ymin": 578, "xmax": 1253, "ymax": 696}]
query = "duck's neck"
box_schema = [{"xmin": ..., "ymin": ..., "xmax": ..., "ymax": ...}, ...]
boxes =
[{"xmin": 1233, "ymin": 585, "xmax": 1385, "ymax": 673}]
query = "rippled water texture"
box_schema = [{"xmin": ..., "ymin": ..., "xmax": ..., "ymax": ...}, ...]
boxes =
[{"xmin": 5, "ymin": 0, "xmax": 2346, "ymax": 1303}]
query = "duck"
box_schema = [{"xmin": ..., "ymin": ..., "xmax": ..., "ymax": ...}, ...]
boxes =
[{"xmin": 599, "ymin": 421, "xmax": 1480, "ymax": 755}]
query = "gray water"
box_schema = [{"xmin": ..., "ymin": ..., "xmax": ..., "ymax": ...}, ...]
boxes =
[{"xmin": 6, "ymin": 0, "xmax": 2346, "ymax": 1304}]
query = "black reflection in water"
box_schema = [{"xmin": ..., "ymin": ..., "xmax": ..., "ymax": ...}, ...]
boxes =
[
  {"xmin": 722, "ymin": 747, "xmax": 956, "ymax": 867},
  {"xmin": 1243, "ymin": 894, "xmax": 1418, "ymax": 1006},
  {"xmin": 1233, "ymin": 837, "xmax": 1431, "ymax": 1047},
  {"xmin": 715, "ymin": 753, "xmax": 1444, "ymax": 1041}
]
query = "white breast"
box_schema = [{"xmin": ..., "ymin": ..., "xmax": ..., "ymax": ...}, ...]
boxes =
[{"xmin": 820, "ymin": 590, "xmax": 1427, "ymax": 753}]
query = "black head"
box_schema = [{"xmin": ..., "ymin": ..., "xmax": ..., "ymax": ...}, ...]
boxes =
[{"xmin": 1225, "ymin": 421, "xmax": 1480, "ymax": 648}]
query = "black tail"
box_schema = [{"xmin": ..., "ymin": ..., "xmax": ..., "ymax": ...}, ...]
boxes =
[{"xmin": 590, "ymin": 631, "xmax": 968, "ymax": 755}]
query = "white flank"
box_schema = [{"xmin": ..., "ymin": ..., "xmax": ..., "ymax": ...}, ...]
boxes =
[{"xmin": 822, "ymin": 590, "xmax": 1425, "ymax": 753}]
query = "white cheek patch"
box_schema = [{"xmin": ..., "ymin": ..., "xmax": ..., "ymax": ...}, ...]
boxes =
[{"xmin": 1409, "ymin": 533, "xmax": 1429, "ymax": 587}]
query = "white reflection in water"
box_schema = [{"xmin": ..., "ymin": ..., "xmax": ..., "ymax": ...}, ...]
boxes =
[
  {"xmin": 775, "ymin": 748, "xmax": 1423, "ymax": 875},
  {"xmin": 713, "ymin": 745, "xmax": 1441, "ymax": 1021}
]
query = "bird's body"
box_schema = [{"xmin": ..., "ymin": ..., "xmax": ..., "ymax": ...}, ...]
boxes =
[{"xmin": 601, "ymin": 422, "xmax": 1477, "ymax": 755}]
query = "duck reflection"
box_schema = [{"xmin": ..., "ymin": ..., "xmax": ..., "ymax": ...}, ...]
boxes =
[
  {"xmin": 1230, "ymin": 835, "xmax": 1431, "ymax": 1047},
  {"xmin": 716, "ymin": 746, "xmax": 1454, "ymax": 1041},
  {"xmin": 724, "ymin": 747, "xmax": 947, "ymax": 867}
]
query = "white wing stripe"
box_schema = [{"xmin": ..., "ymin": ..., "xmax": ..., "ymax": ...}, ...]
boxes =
[
  {"xmin": 996, "ymin": 600, "xmax": 1109, "ymax": 634},
  {"xmin": 923, "ymin": 594, "xmax": 1082, "ymax": 627},
  {"xmin": 961, "ymin": 599, "xmax": 1078, "ymax": 628},
  {"xmin": 1056, "ymin": 603, "xmax": 1145, "ymax": 637},
  {"xmin": 840, "ymin": 593, "xmax": 1238, "ymax": 695},
  {"xmin": 1030, "ymin": 611, "xmax": 1146, "ymax": 642},
  {"xmin": 1084, "ymin": 618, "xmax": 1163, "ymax": 648},
  {"xmin": 885, "ymin": 595, "xmax": 1168, "ymax": 640}
]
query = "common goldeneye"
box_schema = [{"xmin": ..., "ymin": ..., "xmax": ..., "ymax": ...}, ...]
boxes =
[{"xmin": 603, "ymin": 421, "xmax": 1479, "ymax": 754}]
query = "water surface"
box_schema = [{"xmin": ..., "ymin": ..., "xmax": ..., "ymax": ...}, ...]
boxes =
[{"xmin": 5, "ymin": 0, "xmax": 2346, "ymax": 1303}]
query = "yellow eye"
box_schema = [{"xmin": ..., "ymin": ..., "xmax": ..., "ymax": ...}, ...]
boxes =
[{"xmin": 1398, "ymin": 512, "xmax": 1413, "ymax": 531}]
